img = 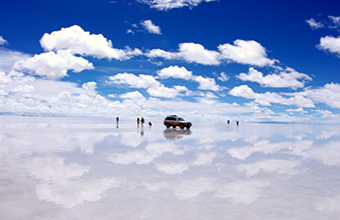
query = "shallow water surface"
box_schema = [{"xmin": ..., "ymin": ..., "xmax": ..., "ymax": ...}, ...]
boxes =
[{"xmin": 1, "ymin": 116, "xmax": 340, "ymax": 219}]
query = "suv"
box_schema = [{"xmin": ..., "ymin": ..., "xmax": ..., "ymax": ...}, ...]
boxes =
[{"xmin": 163, "ymin": 115, "xmax": 192, "ymax": 129}]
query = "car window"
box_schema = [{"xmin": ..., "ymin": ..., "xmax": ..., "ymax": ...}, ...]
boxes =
[{"xmin": 178, "ymin": 118, "xmax": 184, "ymax": 121}]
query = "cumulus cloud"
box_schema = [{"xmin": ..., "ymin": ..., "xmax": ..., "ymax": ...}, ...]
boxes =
[
  {"xmin": 107, "ymin": 72, "xmax": 190, "ymax": 98},
  {"xmin": 108, "ymin": 73, "xmax": 159, "ymax": 88},
  {"xmin": 237, "ymin": 67, "xmax": 311, "ymax": 89},
  {"xmin": 138, "ymin": 0, "xmax": 216, "ymax": 10},
  {"xmin": 141, "ymin": 20, "xmax": 162, "ymax": 35},
  {"xmin": 82, "ymin": 81, "xmax": 97, "ymax": 91},
  {"xmin": 147, "ymin": 40, "xmax": 275, "ymax": 67},
  {"xmin": 302, "ymin": 83, "xmax": 340, "ymax": 109},
  {"xmin": 0, "ymin": 36, "xmax": 7, "ymax": 45},
  {"xmin": 14, "ymin": 50, "xmax": 94, "ymax": 79},
  {"xmin": 40, "ymin": 25, "xmax": 142, "ymax": 60},
  {"xmin": 319, "ymin": 36, "xmax": 340, "ymax": 56},
  {"xmin": 147, "ymin": 84, "xmax": 189, "ymax": 98},
  {"xmin": 146, "ymin": 42, "xmax": 220, "ymax": 65},
  {"xmin": 0, "ymin": 49, "xmax": 31, "ymax": 72},
  {"xmin": 286, "ymin": 107, "xmax": 308, "ymax": 114},
  {"xmin": 229, "ymin": 85, "xmax": 315, "ymax": 107},
  {"xmin": 306, "ymin": 18, "xmax": 324, "ymax": 29},
  {"xmin": 157, "ymin": 65, "xmax": 193, "ymax": 80},
  {"xmin": 218, "ymin": 40, "xmax": 275, "ymax": 66},
  {"xmin": 119, "ymin": 91, "xmax": 146, "ymax": 100},
  {"xmin": 157, "ymin": 65, "xmax": 224, "ymax": 91},
  {"xmin": 194, "ymin": 75, "xmax": 223, "ymax": 91}
]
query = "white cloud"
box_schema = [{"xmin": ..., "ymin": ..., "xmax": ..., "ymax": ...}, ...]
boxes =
[
  {"xmin": 146, "ymin": 48, "xmax": 179, "ymax": 60},
  {"xmin": 286, "ymin": 107, "xmax": 308, "ymax": 114},
  {"xmin": 218, "ymin": 72, "xmax": 229, "ymax": 82},
  {"xmin": 146, "ymin": 42, "xmax": 220, "ymax": 65},
  {"xmin": 147, "ymin": 84, "xmax": 189, "ymax": 98},
  {"xmin": 0, "ymin": 36, "xmax": 7, "ymax": 45},
  {"xmin": 108, "ymin": 72, "xmax": 190, "ymax": 98},
  {"xmin": 178, "ymin": 43, "xmax": 220, "ymax": 65},
  {"xmin": 147, "ymin": 40, "xmax": 275, "ymax": 67},
  {"xmin": 108, "ymin": 73, "xmax": 160, "ymax": 88},
  {"xmin": 218, "ymin": 40, "xmax": 275, "ymax": 67},
  {"xmin": 141, "ymin": 20, "xmax": 162, "ymax": 35},
  {"xmin": 328, "ymin": 16, "xmax": 340, "ymax": 28},
  {"xmin": 316, "ymin": 110, "xmax": 340, "ymax": 118},
  {"xmin": 0, "ymin": 49, "xmax": 31, "ymax": 72},
  {"xmin": 157, "ymin": 65, "xmax": 224, "ymax": 91},
  {"xmin": 0, "ymin": 68, "xmax": 256, "ymax": 121},
  {"xmin": 157, "ymin": 65, "xmax": 193, "ymax": 80},
  {"xmin": 14, "ymin": 50, "xmax": 94, "ymax": 79},
  {"xmin": 119, "ymin": 91, "xmax": 146, "ymax": 100},
  {"xmin": 139, "ymin": 0, "xmax": 216, "ymax": 10},
  {"xmin": 229, "ymin": 85, "xmax": 315, "ymax": 107},
  {"xmin": 303, "ymin": 83, "xmax": 340, "ymax": 109},
  {"xmin": 237, "ymin": 67, "xmax": 311, "ymax": 89},
  {"xmin": 40, "ymin": 25, "xmax": 142, "ymax": 60},
  {"xmin": 82, "ymin": 81, "xmax": 97, "ymax": 91},
  {"xmin": 319, "ymin": 36, "xmax": 340, "ymax": 56},
  {"xmin": 194, "ymin": 75, "xmax": 223, "ymax": 91},
  {"xmin": 306, "ymin": 18, "xmax": 324, "ymax": 29}
]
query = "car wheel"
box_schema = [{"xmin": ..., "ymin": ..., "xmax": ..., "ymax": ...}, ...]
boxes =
[
  {"xmin": 186, "ymin": 125, "xmax": 191, "ymax": 129},
  {"xmin": 179, "ymin": 124, "xmax": 184, "ymax": 129},
  {"xmin": 166, "ymin": 123, "xmax": 171, "ymax": 128}
]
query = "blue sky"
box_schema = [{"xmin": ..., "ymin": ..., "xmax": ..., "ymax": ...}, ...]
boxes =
[{"xmin": 1, "ymin": 0, "xmax": 340, "ymax": 123}]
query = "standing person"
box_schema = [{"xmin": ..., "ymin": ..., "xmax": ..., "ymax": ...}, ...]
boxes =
[
  {"xmin": 137, "ymin": 117, "xmax": 140, "ymax": 126},
  {"xmin": 236, "ymin": 121, "xmax": 239, "ymax": 126},
  {"xmin": 141, "ymin": 117, "xmax": 145, "ymax": 126},
  {"xmin": 116, "ymin": 117, "xmax": 119, "ymax": 128}
]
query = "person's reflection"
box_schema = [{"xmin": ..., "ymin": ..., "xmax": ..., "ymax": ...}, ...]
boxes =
[
  {"xmin": 140, "ymin": 126, "xmax": 144, "ymax": 136},
  {"xmin": 163, "ymin": 128, "xmax": 191, "ymax": 140},
  {"xmin": 137, "ymin": 124, "xmax": 144, "ymax": 136}
]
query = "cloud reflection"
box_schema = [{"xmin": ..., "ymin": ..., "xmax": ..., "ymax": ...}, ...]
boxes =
[{"xmin": 1, "ymin": 117, "xmax": 340, "ymax": 219}]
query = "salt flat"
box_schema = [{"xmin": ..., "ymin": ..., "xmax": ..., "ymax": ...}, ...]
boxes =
[{"xmin": 1, "ymin": 116, "xmax": 340, "ymax": 219}]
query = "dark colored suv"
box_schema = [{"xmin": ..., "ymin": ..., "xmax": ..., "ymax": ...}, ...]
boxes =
[{"xmin": 163, "ymin": 115, "xmax": 192, "ymax": 129}]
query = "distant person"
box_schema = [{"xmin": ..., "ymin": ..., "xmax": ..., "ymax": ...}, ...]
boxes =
[
  {"xmin": 236, "ymin": 121, "xmax": 239, "ymax": 126},
  {"xmin": 227, "ymin": 120, "xmax": 230, "ymax": 124},
  {"xmin": 141, "ymin": 117, "xmax": 145, "ymax": 126},
  {"xmin": 116, "ymin": 117, "xmax": 119, "ymax": 123},
  {"xmin": 137, "ymin": 117, "xmax": 140, "ymax": 125}
]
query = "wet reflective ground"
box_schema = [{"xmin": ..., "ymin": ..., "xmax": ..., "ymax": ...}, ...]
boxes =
[{"xmin": 1, "ymin": 116, "xmax": 340, "ymax": 219}]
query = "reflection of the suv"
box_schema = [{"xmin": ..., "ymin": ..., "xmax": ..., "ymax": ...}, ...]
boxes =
[
  {"xmin": 163, "ymin": 129, "xmax": 192, "ymax": 140},
  {"xmin": 163, "ymin": 115, "xmax": 192, "ymax": 129}
]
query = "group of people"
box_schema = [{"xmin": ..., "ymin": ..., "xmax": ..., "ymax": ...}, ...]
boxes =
[
  {"xmin": 137, "ymin": 117, "xmax": 152, "ymax": 126},
  {"xmin": 136, "ymin": 117, "xmax": 145, "ymax": 125},
  {"xmin": 115, "ymin": 117, "xmax": 152, "ymax": 128},
  {"xmin": 227, "ymin": 120, "xmax": 239, "ymax": 126}
]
